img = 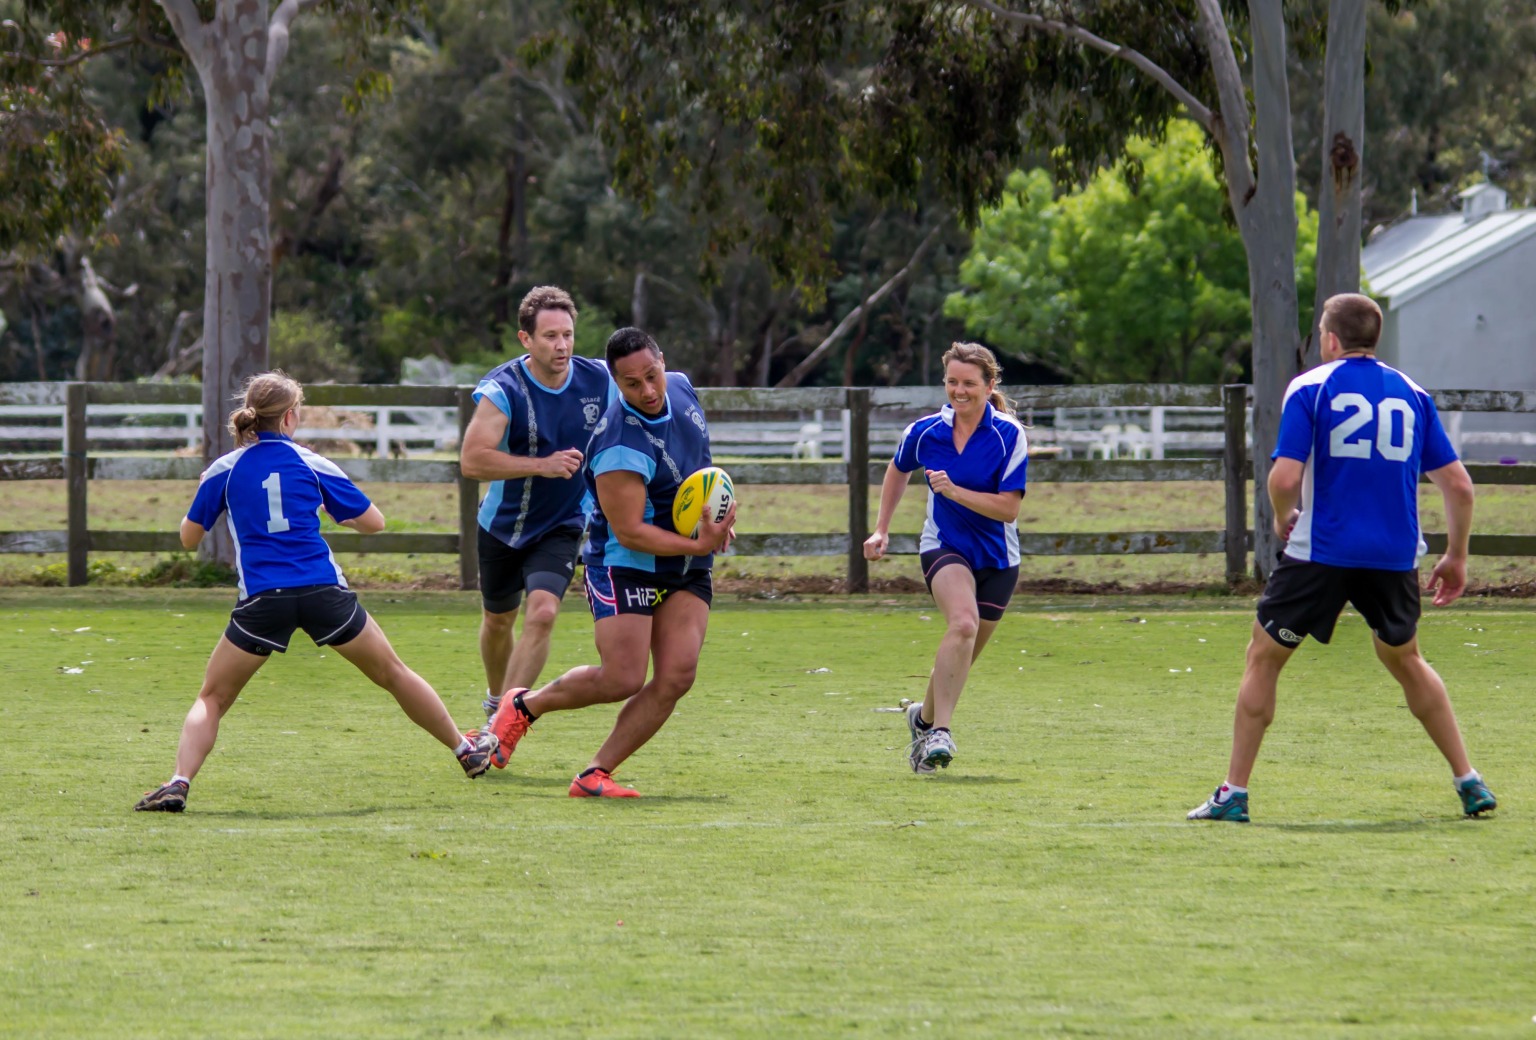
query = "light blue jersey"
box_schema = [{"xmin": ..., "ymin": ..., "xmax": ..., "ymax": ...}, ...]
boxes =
[
  {"xmin": 582, "ymin": 371, "xmax": 713, "ymax": 576},
  {"xmin": 472, "ymin": 355, "xmax": 616, "ymax": 548},
  {"xmin": 893, "ymin": 402, "xmax": 1030, "ymax": 570},
  {"xmin": 1274, "ymin": 356, "xmax": 1458, "ymax": 570},
  {"xmin": 187, "ymin": 432, "xmax": 373, "ymax": 597}
]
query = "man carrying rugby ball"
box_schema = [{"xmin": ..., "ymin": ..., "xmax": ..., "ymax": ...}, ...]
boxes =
[{"xmin": 487, "ymin": 328, "xmax": 734, "ymax": 797}]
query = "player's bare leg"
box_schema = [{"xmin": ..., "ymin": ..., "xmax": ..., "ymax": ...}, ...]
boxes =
[
  {"xmin": 479, "ymin": 605, "xmax": 518, "ymax": 696},
  {"xmin": 521, "ymin": 613, "xmax": 652, "ymax": 715},
  {"xmin": 924, "ymin": 565, "xmax": 982, "ymax": 729},
  {"xmin": 172, "ymin": 636, "xmax": 269, "ymax": 780},
  {"xmin": 922, "ymin": 617, "xmax": 998, "ymax": 724},
  {"xmin": 332, "ymin": 615, "xmax": 462, "ymax": 749},
  {"xmin": 1372, "ymin": 634, "xmax": 1473, "ymax": 776},
  {"xmin": 588, "ymin": 590, "xmax": 710, "ymax": 774},
  {"xmin": 504, "ymin": 589, "xmax": 561, "ymax": 691},
  {"xmin": 1225, "ymin": 621, "xmax": 1296, "ymax": 788}
]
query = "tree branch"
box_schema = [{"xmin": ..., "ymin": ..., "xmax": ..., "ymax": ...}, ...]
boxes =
[
  {"xmin": 266, "ymin": 0, "xmax": 321, "ymax": 86},
  {"xmin": 961, "ymin": 0, "xmax": 1214, "ymax": 131},
  {"xmin": 776, "ymin": 222, "xmax": 946, "ymax": 388},
  {"xmin": 1193, "ymin": 0, "xmax": 1255, "ymax": 208},
  {"xmin": 157, "ymin": 0, "xmax": 209, "ymax": 57},
  {"xmin": 2, "ymin": 30, "xmax": 178, "ymax": 67}
]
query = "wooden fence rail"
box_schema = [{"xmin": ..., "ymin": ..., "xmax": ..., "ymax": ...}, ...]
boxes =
[{"xmin": 3, "ymin": 381, "xmax": 1535, "ymax": 591}]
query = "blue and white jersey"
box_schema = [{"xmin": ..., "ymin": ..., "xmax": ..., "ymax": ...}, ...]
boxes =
[
  {"xmin": 1275, "ymin": 356, "xmax": 1458, "ymax": 570},
  {"xmin": 893, "ymin": 402, "xmax": 1029, "ymax": 570},
  {"xmin": 472, "ymin": 354, "xmax": 616, "ymax": 548},
  {"xmin": 582, "ymin": 371, "xmax": 713, "ymax": 576},
  {"xmin": 186, "ymin": 432, "xmax": 372, "ymax": 598}
]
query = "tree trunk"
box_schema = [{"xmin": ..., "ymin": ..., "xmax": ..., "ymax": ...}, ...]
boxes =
[
  {"xmin": 190, "ymin": 2, "xmax": 274, "ymax": 565},
  {"xmin": 631, "ymin": 267, "xmax": 648, "ymax": 328},
  {"xmin": 1244, "ymin": 0, "xmax": 1302, "ymax": 578},
  {"xmin": 1305, "ymin": 0, "xmax": 1366, "ymax": 368}
]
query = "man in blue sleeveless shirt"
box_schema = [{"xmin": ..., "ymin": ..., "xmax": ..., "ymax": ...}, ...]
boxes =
[
  {"xmin": 460, "ymin": 287, "xmax": 615, "ymax": 718},
  {"xmin": 1189, "ymin": 294, "xmax": 1496, "ymax": 822}
]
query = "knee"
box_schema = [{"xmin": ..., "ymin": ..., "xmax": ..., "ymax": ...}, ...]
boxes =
[
  {"xmin": 652, "ymin": 665, "xmax": 698, "ymax": 702},
  {"xmin": 948, "ymin": 613, "xmax": 980, "ymax": 642},
  {"xmin": 522, "ymin": 601, "xmax": 559, "ymax": 637},
  {"xmin": 482, "ymin": 610, "xmax": 517, "ymax": 636},
  {"xmin": 596, "ymin": 668, "xmax": 646, "ymax": 703}
]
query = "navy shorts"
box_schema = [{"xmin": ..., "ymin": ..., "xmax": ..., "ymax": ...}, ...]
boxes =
[
  {"xmin": 1257, "ymin": 555, "xmax": 1421, "ymax": 648},
  {"xmin": 584, "ymin": 565, "xmax": 713, "ymax": 621},
  {"xmin": 225, "ymin": 584, "xmax": 368, "ymax": 656},
  {"xmin": 478, "ymin": 525, "xmax": 583, "ymax": 614},
  {"xmin": 920, "ymin": 547, "xmax": 1019, "ymax": 622}
]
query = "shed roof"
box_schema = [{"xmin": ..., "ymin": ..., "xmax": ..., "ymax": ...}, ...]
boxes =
[{"xmin": 1363, "ymin": 209, "xmax": 1536, "ymax": 307}]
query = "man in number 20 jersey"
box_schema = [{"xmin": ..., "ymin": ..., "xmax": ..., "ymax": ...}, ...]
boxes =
[{"xmin": 1188, "ymin": 294, "xmax": 1496, "ymax": 823}]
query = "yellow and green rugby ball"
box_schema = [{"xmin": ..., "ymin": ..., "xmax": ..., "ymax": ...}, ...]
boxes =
[{"xmin": 672, "ymin": 466, "xmax": 735, "ymax": 537}]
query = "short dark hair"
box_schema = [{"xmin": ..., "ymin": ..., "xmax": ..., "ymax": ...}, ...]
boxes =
[
  {"xmin": 518, "ymin": 286, "xmax": 578, "ymax": 336},
  {"xmin": 1320, "ymin": 293, "xmax": 1382, "ymax": 352},
  {"xmin": 605, "ymin": 327, "xmax": 660, "ymax": 368}
]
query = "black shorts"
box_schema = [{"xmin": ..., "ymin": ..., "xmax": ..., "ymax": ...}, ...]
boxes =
[
  {"xmin": 920, "ymin": 547, "xmax": 1019, "ymax": 622},
  {"xmin": 1257, "ymin": 555, "xmax": 1421, "ymax": 648},
  {"xmin": 225, "ymin": 584, "xmax": 369, "ymax": 657},
  {"xmin": 478, "ymin": 525, "xmax": 583, "ymax": 614},
  {"xmin": 584, "ymin": 565, "xmax": 713, "ymax": 621}
]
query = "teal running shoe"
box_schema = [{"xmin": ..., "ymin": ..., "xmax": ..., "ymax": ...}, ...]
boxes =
[
  {"xmin": 1186, "ymin": 787, "xmax": 1249, "ymax": 822},
  {"xmin": 1456, "ymin": 775, "xmax": 1497, "ymax": 816}
]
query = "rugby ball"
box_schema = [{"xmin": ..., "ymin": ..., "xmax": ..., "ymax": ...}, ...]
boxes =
[{"xmin": 672, "ymin": 466, "xmax": 735, "ymax": 537}]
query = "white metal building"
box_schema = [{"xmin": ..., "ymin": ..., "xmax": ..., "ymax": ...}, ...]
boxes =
[{"xmin": 1362, "ymin": 183, "xmax": 1536, "ymax": 460}]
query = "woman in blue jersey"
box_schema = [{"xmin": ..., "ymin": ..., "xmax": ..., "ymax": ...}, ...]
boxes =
[
  {"xmin": 488, "ymin": 328, "xmax": 734, "ymax": 797},
  {"xmin": 134, "ymin": 372, "xmax": 498, "ymax": 812},
  {"xmin": 864, "ymin": 343, "xmax": 1029, "ymax": 773}
]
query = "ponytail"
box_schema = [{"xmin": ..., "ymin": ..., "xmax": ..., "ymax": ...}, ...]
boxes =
[
  {"xmin": 228, "ymin": 370, "xmax": 304, "ymax": 446},
  {"xmin": 942, "ymin": 342, "xmax": 1015, "ymax": 416}
]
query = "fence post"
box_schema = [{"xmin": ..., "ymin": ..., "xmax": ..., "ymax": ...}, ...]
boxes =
[
  {"xmin": 456, "ymin": 387, "xmax": 479, "ymax": 592},
  {"xmin": 846, "ymin": 387, "xmax": 871, "ymax": 593},
  {"xmin": 66, "ymin": 382, "xmax": 89, "ymax": 586},
  {"xmin": 1222, "ymin": 384, "xmax": 1248, "ymax": 586}
]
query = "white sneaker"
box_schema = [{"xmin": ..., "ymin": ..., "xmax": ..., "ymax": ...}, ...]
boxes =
[{"xmin": 921, "ymin": 728, "xmax": 956, "ymax": 770}]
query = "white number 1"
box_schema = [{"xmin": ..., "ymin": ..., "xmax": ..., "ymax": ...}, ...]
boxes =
[{"xmin": 261, "ymin": 472, "xmax": 291, "ymax": 533}]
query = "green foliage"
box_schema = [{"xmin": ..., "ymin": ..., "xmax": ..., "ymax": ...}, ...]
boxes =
[
  {"xmin": 269, "ymin": 310, "xmax": 360, "ymax": 384},
  {"xmin": 947, "ymin": 122, "xmax": 1320, "ymax": 383},
  {"xmin": 15, "ymin": 554, "xmax": 234, "ymax": 588}
]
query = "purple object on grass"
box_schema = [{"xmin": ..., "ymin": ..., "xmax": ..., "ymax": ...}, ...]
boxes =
[{"xmin": 1499, "ymin": 456, "xmax": 1519, "ymax": 465}]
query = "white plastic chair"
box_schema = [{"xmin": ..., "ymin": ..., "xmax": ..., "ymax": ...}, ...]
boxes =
[
  {"xmin": 1091, "ymin": 423, "xmax": 1121, "ymax": 460},
  {"xmin": 792, "ymin": 422, "xmax": 824, "ymax": 460},
  {"xmin": 1121, "ymin": 422, "xmax": 1151, "ymax": 460}
]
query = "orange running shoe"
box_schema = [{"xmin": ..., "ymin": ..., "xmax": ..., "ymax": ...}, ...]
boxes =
[
  {"xmin": 569, "ymin": 768, "xmax": 640, "ymax": 798},
  {"xmin": 487, "ymin": 688, "xmax": 533, "ymax": 769}
]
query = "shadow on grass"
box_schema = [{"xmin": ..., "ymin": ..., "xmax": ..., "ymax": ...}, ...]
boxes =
[
  {"xmin": 193, "ymin": 804, "xmax": 402, "ymax": 820},
  {"xmin": 1266, "ymin": 817, "xmax": 1480, "ymax": 833},
  {"xmin": 926, "ymin": 774, "xmax": 1020, "ymax": 785}
]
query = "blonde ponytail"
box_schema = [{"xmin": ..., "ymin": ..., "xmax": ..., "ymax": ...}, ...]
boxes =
[{"xmin": 228, "ymin": 370, "xmax": 304, "ymax": 446}]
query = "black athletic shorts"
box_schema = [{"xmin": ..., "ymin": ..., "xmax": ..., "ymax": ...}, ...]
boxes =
[
  {"xmin": 225, "ymin": 584, "xmax": 368, "ymax": 657},
  {"xmin": 478, "ymin": 525, "xmax": 583, "ymax": 614},
  {"xmin": 1257, "ymin": 555, "xmax": 1421, "ymax": 648},
  {"xmin": 584, "ymin": 565, "xmax": 713, "ymax": 621},
  {"xmin": 920, "ymin": 547, "xmax": 1019, "ymax": 622}
]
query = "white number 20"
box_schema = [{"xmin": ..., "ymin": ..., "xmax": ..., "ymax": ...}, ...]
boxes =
[
  {"xmin": 1329, "ymin": 393, "xmax": 1414, "ymax": 462},
  {"xmin": 261, "ymin": 472, "xmax": 292, "ymax": 533}
]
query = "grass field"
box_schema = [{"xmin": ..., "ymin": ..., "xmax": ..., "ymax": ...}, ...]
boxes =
[{"xmin": 2, "ymin": 588, "xmax": 1532, "ymax": 1038}]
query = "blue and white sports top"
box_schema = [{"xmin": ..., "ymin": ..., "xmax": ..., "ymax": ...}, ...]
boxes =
[
  {"xmin": 186, "ymin": 432, "xmax": 373, "ymax": 597},
  {"xmin": 472, "ymin": 355, "xmax": 616, "ymax": 548},
  {"xmin": 1274, "ymin": 356, "xmax": 1458, "ymax": 570},
  {"xmin": 582, "ymin": 371, "xmax": 714, "ymax": 576},
  {"xmin": 892, "ymin": 402, "xmax": 1030, "ymax": 570}
]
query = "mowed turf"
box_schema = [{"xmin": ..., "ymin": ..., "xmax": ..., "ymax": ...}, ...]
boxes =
[{"xmin": 1, "ymin": 589, "xmax": 1532, "ymax": 1039}]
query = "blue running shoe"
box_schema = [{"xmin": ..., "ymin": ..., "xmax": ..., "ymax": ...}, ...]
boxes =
[
  {"xmin": 1187, "ymin": 786, "xmax": 1249, "ymax": 822},
  {"xmin": 1456, "ymin": 775, "xmax": 1497, "ymax": 816}
]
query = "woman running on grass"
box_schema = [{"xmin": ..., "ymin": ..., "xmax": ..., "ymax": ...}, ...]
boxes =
[
  {"xmin": 864, "ymin": 343, "xmax": 1028, "ymax": 772},
  {"xmin": 134, "ymin": 371, "xmax": 497, "ymax": 812}
]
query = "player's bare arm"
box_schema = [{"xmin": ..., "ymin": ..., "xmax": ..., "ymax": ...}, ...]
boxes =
[
  {"xmin": 179, "ymin": 516, "xmax": 205, "ymax": 549},
  {"xmin": 1267, "ymin": 457, "xmax": 1305, "ymax": 540},
  {"xmin": 864, "ymin": 461, "xmax": 911, "ymax": 560},
  {"xmin": 459, "ymin": 398, "xmax": 582, "ymax": 481},
  {"xmin": 1425, "ymin": 460, "xmax": 1475, "ymax": 606},
  {"xmin": 337, "ymin": 504, "xmax": 386, "ymax": 534},
  {"xmin": 596, "ymin": 470, "xmax": 734, "ymax": 556},
  {"xmin": 925, "ymin": 470, "xmax": 1022, "ymax": 523}
]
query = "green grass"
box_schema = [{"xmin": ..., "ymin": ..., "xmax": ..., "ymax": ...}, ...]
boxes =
[{"xmin": 2, "ymin": 589, "xmax": 1532, "ymax": 1038}]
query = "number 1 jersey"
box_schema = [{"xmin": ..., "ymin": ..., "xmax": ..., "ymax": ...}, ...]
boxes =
[
  {"xmin": 1273, "ymin": 356, "xmax": 1458, "ymax": 570},
  {"xmin": 187, "ymin": 431, "xmax": 373, "ymax": 597}
]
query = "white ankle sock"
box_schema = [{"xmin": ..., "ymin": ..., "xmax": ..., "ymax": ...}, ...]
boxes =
[
  {"xmin": 1454, "ymin": 769, "xmax": 1480, "ymax": 786},
  {"xmin": 454, "ymin": 737, "xmax": 472, "ymax": 756},
  {"xmin": 171, "ymin": 774, "xmax": 191, "ymax": 787},
  {"xmin": 1214, "ymin": 782, "xmax": 1247, "ymax": 803}
]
